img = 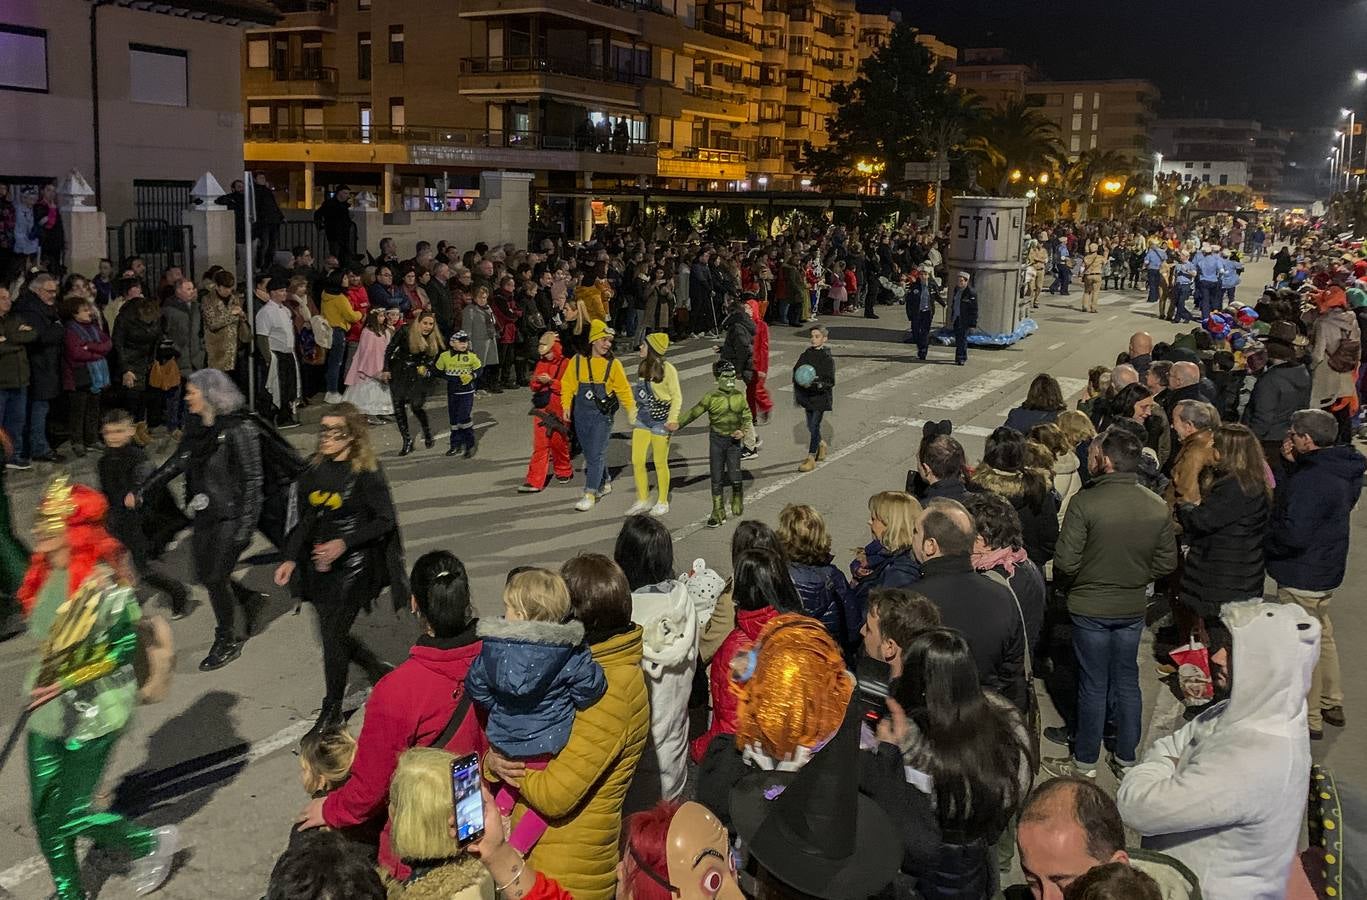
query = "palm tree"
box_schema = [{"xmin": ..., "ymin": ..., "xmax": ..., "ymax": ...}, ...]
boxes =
[
  {"xmin": 913, "ymin": 88, "xmax": 985, "ymax": 225},
  {"xmin": 969, "ymin": 101, "xmax": 1064, "ymax": 195},
  {"xmin": 1059, "ymin": 149, "xmax": 1138, "ymax": 219}
]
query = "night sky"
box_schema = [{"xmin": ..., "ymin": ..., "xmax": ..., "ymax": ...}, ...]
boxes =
[{"xmin": 887, "ymin": 0, "xmax": 1367, "ymax": 131}]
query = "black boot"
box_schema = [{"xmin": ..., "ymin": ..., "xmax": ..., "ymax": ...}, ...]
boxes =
[
  {"xmin": 464, "ymin": 434, "xmax": 478, "ymax": 458},
  {"xmin": 199, "ymin": 636, "xmax": 242, "ymax": 671},
  {"xmin": 238, "ymin": 587, "xmax": 268, "ymax": 637},
  {"xmin": 415, "ymin": 409, "xmax": 434, "ymax": 449},
  {"xmin": 311, "ymin": 699, "xmax": 345, "ymax": 733}
]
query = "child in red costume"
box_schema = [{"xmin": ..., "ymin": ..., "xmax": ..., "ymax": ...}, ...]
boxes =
[
  {"xmin": 519, "ymin": 333, "xmax": 573, "ymax": 492},
  {"xmin": 744, "ymin": 298, "xmax": 772, "ymax": 425}
]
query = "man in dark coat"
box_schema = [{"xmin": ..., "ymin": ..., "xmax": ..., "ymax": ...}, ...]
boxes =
[
  {"xmin": 14, "ymin": 273, "xmax": 65, "ymax": 462},
  {"xmin": 313, "ymin": 186, "xmax": 354, "ymax": 263},
  {"xmin": 910, "ymin": 497, "xmax": 1027, "ymax": 711},
  {"xmin": 949, "ymin": 271, "xmax": 978, "ymax": 366},
  {"xmin": 252, "ymin": 172, "xmax": 285, "ymax": 270},
  {"xmin": 1266, "ymin": 407, "xmax": 1365, "ymax": 737},
  {"xmin": 1243, "ymin": 326, "xmax": 1311, "ymax": 484},
  {"xmin": 904, "ymin": 264, "xmax": 939, "ymax": 360}
]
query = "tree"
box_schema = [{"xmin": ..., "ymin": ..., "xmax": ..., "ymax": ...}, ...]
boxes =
[
  {"xmin": 968, "ymin": 101, "xmax": 1064, "ymax": 196},
  {"xmin": 800, "ymin": 26, "xmax": 964, "ymax": 191},
  {"xmin": 1058, "ymin": 149, "xmax": 1138, "ymax": 220}
]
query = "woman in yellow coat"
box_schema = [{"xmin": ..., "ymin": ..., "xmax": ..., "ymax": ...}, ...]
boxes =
[{"xmin": 486, "ymin": 553, "xmax": 649, "ymax": 900}]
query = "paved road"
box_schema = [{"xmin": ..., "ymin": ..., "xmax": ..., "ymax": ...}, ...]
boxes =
[{"xmin": 0, "ymin": 257, "xmax": 1361, "ymax": 898}]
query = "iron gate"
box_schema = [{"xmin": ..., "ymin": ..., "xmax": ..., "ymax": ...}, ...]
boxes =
[
  {"xmin": 134, "ymin": 179, "xmax": 193, "ymax": 229},
  {"xmin": 107, "ymin": 219, "xmax": 195, "ymax": 281}
]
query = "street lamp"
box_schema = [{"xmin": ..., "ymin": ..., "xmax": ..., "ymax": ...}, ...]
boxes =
[
  {"xmin": 1153, "ymin": 150, "xmax": 1162, "ymax": 190},
  {"xmin": 757, "ymin": 175, "xmax": 769, "ymax": 188},
  {"xmin": 1356, "ymin": 70, "xmax": 1367, "ymax": 83},
  {"xmin": 1343, "ymin": 109, "xmax": 1357, "ymax": 191}
]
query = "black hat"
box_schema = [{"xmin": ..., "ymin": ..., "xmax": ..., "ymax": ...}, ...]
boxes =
[
  {"xmin": 266, "ymin": 276, "xmax": 290, "ymax": 292},
  {"xmin": 730, "ymin": 709, "xmax": 900, "ymax": 900}
]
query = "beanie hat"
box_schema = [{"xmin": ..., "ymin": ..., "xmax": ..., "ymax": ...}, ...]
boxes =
[
  {"xmin": 1348, "ymin": 287, "xmax": 1367, "ymax": 309},
  {"xmin": 645, "ymin": 332, "xmax": 669, "ymax": 356},
  {"xmin": 587, "ymin": 319, "xmax": 614, "ymax": 343}
]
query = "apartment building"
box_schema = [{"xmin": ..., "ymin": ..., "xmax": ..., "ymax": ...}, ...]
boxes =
[
  {"xmin": 1151, "ymin": 118, "xmax": 1290, "ymax": 196},
  {"xmin": 1023, "ymin": 80, "xmax": 1159, "ymax": 161},
  {"xmin": 242, "ymin": 0, "xmax": 948, "ymax": 212}
]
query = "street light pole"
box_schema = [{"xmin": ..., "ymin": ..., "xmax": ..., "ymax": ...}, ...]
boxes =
[{"xmin": 1344, "ymin": 109, "xmax": 1357, "ymax": 192}]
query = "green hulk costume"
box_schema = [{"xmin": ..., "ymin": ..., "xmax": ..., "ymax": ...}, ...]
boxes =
[
  {"xmin": 0, "ymin": 459, "xmax": 30, "ymax": 637},
  {"xmin": 21, "ymin": 478, "xmax": 176, "ymax": 900},
  {"xmin": 679, "ymin": 363, "xmax": 754, "ymax": 527}
]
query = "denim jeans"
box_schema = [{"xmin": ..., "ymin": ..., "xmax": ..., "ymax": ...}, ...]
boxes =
[
  {"xmin": 1196, "ymin": 282, "xmax": 1219, "ymax": 319},
  {"xmin": 805, "ymin": 408, "xmax": 824, "ymax": 455},
  {"xmin": 1146, "ymin": 269, "xmax": 1161, "ymax": 302},
  {"xmin": 23, "ymin": 397, "xmax": 50, "ymax": 458},
  {"xmin": 575, "ymin": 407, "xmax": 612, "ymax": 495},
  {"xmin": 164, "ymin": 380, "xmax": 185, "ymax": 431},
  {"xmin": 1172, "ymin": 283, "xmax": 1194, "ymax": 322},
  {"xmin": 325, "ymin": 328, "xmax": 348, "ymax": 394},
  {"xmin": 0, "ymin": 386, "xmax": 27, "ymax": 460},
  {"xmin": 1071, "ymin": 613, "xmax": 1144, "ymax": 766}
]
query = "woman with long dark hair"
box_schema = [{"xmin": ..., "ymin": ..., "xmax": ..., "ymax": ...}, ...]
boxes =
[
  {"xmin": 868, "ymin": 628, "xmax": 1034, "ymax": 899},
  {"xmin": 275, "ymin": 402, "xmax": 407, "ymax": 731},
  {"xmin": 971, "ymin": 427, "xmax": 1059, "ymax": 568},
  {"xmin": 1004, "ymin": 374, "xmax": 1066, "ymax": 433},
  {"xmin": 134, "ymin": 369, "xmax": 263, "ymax": 671},
  {"xmin": 384, "ymin": 310, "xmax": 441, "ymax": 456},
  {"xmin": 1173, "ymin": 423, "xmax": 1271, "ymax": 639},
  {"xmin": 627, "ymin": 334, "xmax": 682, "ymax": 516}
]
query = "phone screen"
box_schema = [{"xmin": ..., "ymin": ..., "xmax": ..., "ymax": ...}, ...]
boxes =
[{"xmin": 450, "ymin": 754, "xmax": 484, "ymax": 846}]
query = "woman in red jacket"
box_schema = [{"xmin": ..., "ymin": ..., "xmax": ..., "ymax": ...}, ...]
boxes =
[
  {"xmin": 296, "ymin": 550, "xmax": 486, "ymax": 880},
  {"xmin": 744, "ymin": 298, "xmax": 772, "ymax": 425},
  {"xmin": 688, "ymin": 547, "xmax": 801, "ymax": 762}
]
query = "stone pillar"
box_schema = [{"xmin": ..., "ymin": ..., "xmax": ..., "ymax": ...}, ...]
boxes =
[
  {"xmin": 478, "ymin": 170, "xmax": 533, "ymax": 248},
  {"xmin": 57, "ymin": 169, "xmax": 106, "ymax": 278},
  {"xmin": 576, "ymin": 171, "xmax": 594, "ymax": 242},
  {"xmin": 185, "ymin": 171, "xmax": 236, "ymax": 277},
  {"xmin": 302, "ymin": 162, "xmax": 315, "ymax": 210},
  {"xmin": 382, "ymin": 164, "xmax": 395, "ymax": 214},
  {"xmin": 350, "ymin": 191, "xmax": 382, "ymax": 260}
]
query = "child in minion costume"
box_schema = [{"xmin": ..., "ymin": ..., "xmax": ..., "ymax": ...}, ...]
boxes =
[
  {"xmin": 627, "ymin": 332, "xmax": 683, "ymax": 517},
  {"xmin": 434, "ymin": 330, "xmax": 482, "ymax": 458},
  {"xmin": 678, "ymin": 362, "xmax": 754, "ymax": 528},
  {"xmin": 20, "ymin": 476, "xmax": 179, "ymax": 899}
]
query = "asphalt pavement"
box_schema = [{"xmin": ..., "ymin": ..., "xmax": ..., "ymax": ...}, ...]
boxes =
[{"xmin": 0, "ymin": 254, "xmax": 1361, "ymax": 899}]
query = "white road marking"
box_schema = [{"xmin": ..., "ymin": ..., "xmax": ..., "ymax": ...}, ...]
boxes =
[
  {"xmin": 1047, "ymin": 341, "xmax": 1067, "ymax": 351},
  {"xmin": 991, "ymin": 376, "xmax": 1088, "ymax": 420},
  {"xmin": 0, "ymin": 690, "xmax": 371, "ymax": 891},
  {"xmin": 922, "ymin": 362, "xmax": 1026, "ymax": 410},
  {"xmin": 850, "ymin": 362, "xmax": 942, "ymax": 401},
  {"xmin": 669, "ymin": 424, "xmax": 905, "ymax": 542},
  {"xmin": 776, "ymin": 361, "xmax": 884, "ymax": 393},
  {"xmin": 883, "ymin": 417, "xmax": 995, "ymax": 438}
]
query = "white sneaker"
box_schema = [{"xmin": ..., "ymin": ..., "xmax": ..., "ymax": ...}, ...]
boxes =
[
  {"xmin": 323, "ymin": 392, "xmax": 343, "ymax": 404},
  {"xmin": 130, "ymin": 825, "xmax": 180, "ymax": 895},
  {"xmin": 600, "ymin": 479, "xmax": 613, "ymax": 496},
  {"xmin": 574, "ymin": 494, "xmax": 596, "ymax": 512},
  {"xmin": 650, "ymin": 501, "xmax": 670, "ymax": 516},
  {"xmin": 625, "ymin": 499, "xmax": 652, "ymax": 515}
]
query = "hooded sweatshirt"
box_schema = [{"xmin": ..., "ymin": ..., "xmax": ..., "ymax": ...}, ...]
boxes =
[
  {"xmin": 1117, "ymin": 600, "xmax": 1321, "ymax": 900},
  {"xmin": 626, "ymin": 579, "xmax": 698, "ymax": 808}
]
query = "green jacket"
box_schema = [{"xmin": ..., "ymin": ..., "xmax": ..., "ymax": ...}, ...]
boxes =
[{"xmin": 1054, "ymin": 472, "xmax": 1178, "ymax": 619}]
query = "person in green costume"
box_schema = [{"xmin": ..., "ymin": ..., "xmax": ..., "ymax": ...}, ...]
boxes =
[
  {"xmin": 678, "ymin": 361, "xmax": 755, "ymax": 528},
  {"xmin": 20, "ymin": 476, "xmax": 179, "ymax": 899}
]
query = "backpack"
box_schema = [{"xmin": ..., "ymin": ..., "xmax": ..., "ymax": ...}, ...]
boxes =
[
  {"xmin": 134, "ymin": 613, "xmax": 175, "ymax": 704},
  {"xmin": 1327, "ymin": 327, "xmax": 1361, "ymax": 373},
  {"xmin": 310, "ymin": 314, "xmax": 334, "ymax": 349}
]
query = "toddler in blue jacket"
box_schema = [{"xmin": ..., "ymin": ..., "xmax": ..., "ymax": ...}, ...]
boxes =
[{"xmin": 464, "ymin": 566, "xmax": 606, "ymax": 853}]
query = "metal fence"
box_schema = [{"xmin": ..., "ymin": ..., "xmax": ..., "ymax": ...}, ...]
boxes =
[
  {"xmin": 134, "ymin": 180, "xmax": 193, "ymax": 229},
  {"xmin": 107, "ymin": 219, "xmax": 195, "ymax": 280}
]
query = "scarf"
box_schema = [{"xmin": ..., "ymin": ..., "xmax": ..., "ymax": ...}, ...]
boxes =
[
  {"xmin": 971, "ymin": 545, "xmax": 1027, "ymax": 577},
  {"xmin": 72, "ymin": 322, "xmax": 110, "ymax": 393}
]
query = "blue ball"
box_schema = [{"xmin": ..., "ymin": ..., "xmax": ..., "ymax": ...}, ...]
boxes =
[{"xmin": 794, "ymin": 364, "xmax": 817, "ymax": 388}]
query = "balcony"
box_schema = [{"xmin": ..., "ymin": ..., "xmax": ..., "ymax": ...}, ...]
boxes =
[
  {"xmin": 459, "ymin": 56, "xmax": 648, "ymax": 106},
  {"xmin": 657, "ymin": 145, "xmax": 749, "ymax": 180},
  {"xmin": 456, "ymin": 0, "xmax": 666, "ymax": 33},
  {"xmin": 244, "ymin": 123, "xmax": 658, "ymax": 175},
  {"xmin": 681, "ymin": 83, "xmax": 749, "ymax": 120},
  {"xmin": 243, "ymin": 65, "xmax": 338, "ymax": 100},
  {"xmin": 255, "ymin": 0, "xmax": 335, "ymax": 31}
]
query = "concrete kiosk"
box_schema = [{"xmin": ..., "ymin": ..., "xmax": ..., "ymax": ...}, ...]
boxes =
[{"xmin": 945, "ymin": 196, "xmax": 1032, "ymax": 344}]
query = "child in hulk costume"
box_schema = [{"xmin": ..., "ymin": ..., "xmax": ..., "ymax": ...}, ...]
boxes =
[
  {"xmin": 19, "ymin": 476, "xmax": 179, "ymax": 899},
  {"xmin": 678, "ymin": 362, "xmax": 754, "ymax": 528}
]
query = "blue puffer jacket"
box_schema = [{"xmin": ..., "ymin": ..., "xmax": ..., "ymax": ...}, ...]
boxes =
[
  {"xmin": 464, "ymin": 617, "xmax": 607, "ymax": 757},
  {"xmin": 789, "ymin": 560, "xmax": 860, "ymax": 649},
  {"xmin": 1266, "ymin": 445, "xmax": 1366, "ymax": 591}
]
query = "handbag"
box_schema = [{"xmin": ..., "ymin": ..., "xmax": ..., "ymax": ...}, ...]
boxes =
[
  {"xmin": 532, "ymin": 358, "xmax": 567, "ymax": 410},
  {"xmin": 148, "ymin": 356, "xmax": 181, "ymax": 391},
  {"xmin": 636, "ymin": 380, "xmax": 671, "ymax": 422},
  {"xmin": 983, "ymin": 569, "xmax": 1041, "ymax": 763}
]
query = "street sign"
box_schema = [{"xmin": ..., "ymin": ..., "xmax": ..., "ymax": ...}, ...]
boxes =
[{"xmin": 903, "ymin": 161, "xmax": 950, "ymax": 181}]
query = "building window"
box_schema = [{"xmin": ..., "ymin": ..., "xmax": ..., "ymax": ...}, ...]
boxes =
[
  {"xmin": 1024, "ymin": 93, "xmax": 1045, "ymax": 107},
  {"xmin": 129, "ymin": 44, "xmax": 188, "ymax": 107},
  {"xmin": 1090, "ymin": 114, "xmax": 1098, "ymax": 130},
  {"xmin": 1072, "ymin": 92, "xmax": 1082, "ymax": 110},
  {"xmin": 358, "ymin": 32, "xmax": 371, "ymax": 79},
  {"xmin": 1089, "ymin": 134, "xmax": 1097, "ymax": 149},
  {"xmin": 248, "ymin": 104, "xmax": 271, "ymax": 125},
  {"xmin": 360, "ymin": 103, "xmax": 372, "ymax": 142},
  {"xmin": 1219, "ymin": 174, "xmax": 1228, "ymax": 185},
  {"xmin": 358, "ymin": 0, "xmax": 370, "ymax": 7},
  {"xmin": 1185, "ymin": 162, "xmax": 1194, "ymax": 169},
  {"xmin": 1202, "ymin": 162, "xmax": 1211, "ymax": 169},
  {"xmin": 246, "ymin": 37, "xmax": 269, "ymax": 69},
  {"xmin": 388, "ymin": 26, "xmax": 404, "ymax": 63},
  {"xmin": 1202, "ymin": 174, "xmax": 1210, "ymax": 183},
  {"xmin": 1070, "ymin": 134, "xmax": 1080, "ymax": 153},
  {"xmin": 0, "ymin": 24, "xmax": 49, "ymax": 93},
  {"xmin": 1071, "ymin": 113, "xmax": 1082, "ymax": 131},
  {"xmin": 1092, "ymin": 92, "xmax": 1100, "ymax": 109},
  {"xmin": 389, "ymin": 97, "xmax": 405, "ymax": 128}
]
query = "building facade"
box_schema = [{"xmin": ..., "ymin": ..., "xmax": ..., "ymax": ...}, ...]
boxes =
[
  {"xmin": 1151, "ymin": 118, "xmax": 1289, "ymax": 196},
  {"xmin": 1156, "ymin": 158, "xmax": 1250, "ymax": 189},
  {"xmin": 241, "ymin": 0, "xmax": 947, "ymax": 214},
  {"xmin": 0, "ymin": 0, "xmax": 277, "ymax": 226},
  {"xmin": 1023, "ymin": 80, "xmax": 1159, "ymax": 162}
]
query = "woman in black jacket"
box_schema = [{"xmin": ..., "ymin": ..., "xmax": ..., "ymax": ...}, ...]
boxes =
[
  {"xmin": 275, "ymin": 403, "xmax": 405, "ymax": 731},
  {"xmin": 112, "ymin": 295, "xmax": 163, "ymax": 444},
  {"xmin": 1174, "ymin": 424, "xmax": 1271, "ymax": 634},
  {"xmin": 135, "ymin": 368, "xmax": 263, "ymax": 670},
  {"xmin": 383, "ymin": 310, "xmax": 441, "ymax": 456},
  {"xmin": 969, "ymin": 427, "xmax": 1059, "ymax": 568},
  {"xmin": 863, "ymin": 629, "xmax": 1033, "ymax": 900}
]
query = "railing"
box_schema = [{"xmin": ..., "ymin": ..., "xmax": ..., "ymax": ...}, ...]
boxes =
[
  {"xmin": 699, "ymin": 19, "xmax": 748, "ymax": 42},
  {"xmin": 244, "ymin": 122, "xmax": 657, "ymax": 156},
  {"xmin": 270, "ymin": 65, "xmax": 338, "ymax": 83},
  {"xmin": 817, "ymin": 18, "xmax": 846, "ymax": 37},
  {"xmin": 273, "ymin": 0, "xmax": 335, "ymax": 12},
  {"xmin": 684, "ymin": 83, "xmax": 748, "ymax": 105},
  {"xmin": 661, "ymin": 145, "xmax": 752, "ymax": 164},
  {"xmin": 459, "ymin": 56, "xmax": 650, "ymax": 86}
]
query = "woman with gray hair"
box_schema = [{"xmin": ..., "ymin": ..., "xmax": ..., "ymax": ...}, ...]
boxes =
[{"xmin": 134, "ymin": 367, "xmax": 265, "ymax": 670}]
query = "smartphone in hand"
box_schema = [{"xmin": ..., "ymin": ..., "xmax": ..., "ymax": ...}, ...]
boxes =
[{"xmin": 450, "ymin": 753, "xmax": 485, "ymax": 846}]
